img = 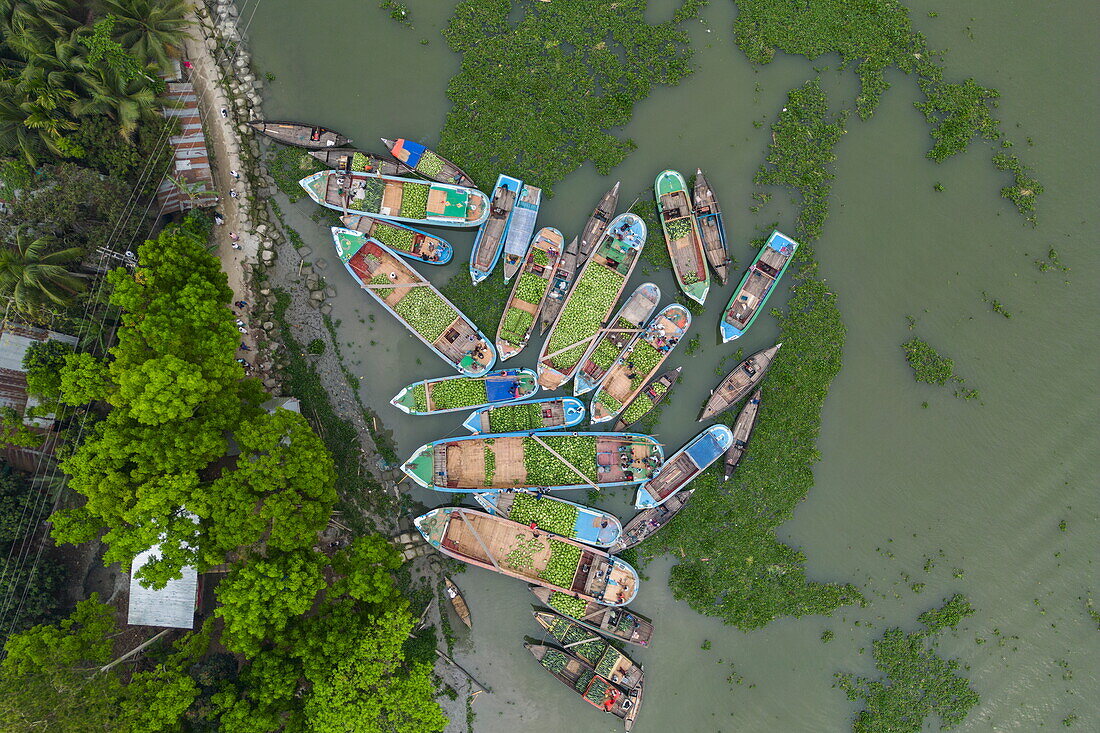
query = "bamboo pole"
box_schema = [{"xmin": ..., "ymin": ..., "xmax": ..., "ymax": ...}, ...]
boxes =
[
  {"xmin": 528, "ymin": 434, "xmax": 601, "ymax": 492},
  {"xmin": 96, "ymin": 629, "xmax": 172, "ymax": 675},
  {"xmin": 436, "ymin": 649, "xmax": 491, "ymax": 693},
  {"xmin": 457, "ymin": 511, "xmax": 503, "ymax": 573}
]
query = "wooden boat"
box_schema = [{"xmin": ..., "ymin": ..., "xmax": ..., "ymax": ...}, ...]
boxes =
[
  {"xmin": 526, "ymin": 644, "xmax": 643, "ymax": 731},
  {"xmin": 609, "ymin": 487, "xmax": 695, "ymax": 553},
  {"xmin": 461, "ymin": 396, "xmax": 585, "ymax": 434},
  {"xmin": 381, "ymin": 137, "xmax": 476, "ymax": 188},
  {"xmin": 720, "ymin": 230, "xmax": 799, "ymax": 341},
  {"xmin": 470, "ymin": 174, "xmax": 522, "ymax": 283},
  {"xmin": 496, "ymin": 227, "xmax": 564, "ymax": 361},
  {"xmin": 443, "ymin": 576, "xmax": 472, "ymax": 629},
  {"xmin": 414, "ymin": 507, "xmax": 641, "ymax": 606},
  {"xmin": 529, "ymin": 586, "xmax": 655, "ymax": 648},
  {"xmin": 693, "ymin": 168, "xmax": 730, "ymax": 284},
  {"xmin": 537, "ymin": 213, "xmax": 647, "ymax": 391},
  {"xmin": 308, "ymin": 147, "xmax": 414, "ymax": 177},
  {"xmin": 402, "ymin": 432, "xmax": 663, "ymax": 493},
  {"xmin": 300, "ymin": 170, "xmax": 490, "ymax": 228},
  {"xmin": 655, "ymin": 169, "xmax": 710, "ymax": 304},
  {"xmin": 390, "ymin": 368, "xmax": 537, "ymax": 415},
  {"xmin": 611, "ymin": 367, "xmax": 682, "ymax": 432},
  {"xmin": 331, "ymin": 228, "xmax": 495, "ymax": 376},
  {"xmin": 579, "ymin": 181, "xmax": 620, "ymax": 258},
  {"xmin": 474, "ymin": 490, "xmax": 623, "ymax": 548},
  {"xmin": 248, "ymin": 120, "xmax": 350, "ymax": 149},
  {"xmin": 724, "ymin": 389, "xmax": 761, "ymax": 480},
  {"xmin": 634, "ymin": 425, "xmax": 733, "ymax": 509},
  {"xmin": 340, "ymin": 214, "xmax": 452, "ymax": 265},
  {"xmin": 698, "ymin": 344, "xmax": 781, "ymax": 421},
  {"xmin": 532, "ymin": 610, "xmax": 643, "ymax": 691},
  {"xmin": 501, "ymin": 184, "xmax": 543, "ymax": 281},
  {"xmin": 573, "ymin": 283, "xmax": 660, "ymax": 397},
  {"xmin": 538, "ymin": 236, "xmax": 580, "ymax": 335},
  {"xmin": 590, "ymin": 304, "xmax": 692, "ymax": 425}
]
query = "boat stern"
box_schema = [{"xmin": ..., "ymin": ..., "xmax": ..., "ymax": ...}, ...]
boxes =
[
  {"xmin": 402, "ymin": 444, "xmax": 438, "ymax": 488},
  {"xmin": 413, "ymin": 507, "xmax": 450, "ymax": 547},
  {"xmin": 633, "ymin": 485, "xmax": 659, "ymax": 509},
  {"xmin": 684, "ymin": 279, "xmax": 710, "ymax": 305},
  {"xmin": 461, "ymin": 409, "xmax": 485, "ymax": 433},
  {"xmin": 720, "ymin": 320, "xmax": 743, "ymax": 343},
  {"xmin": 298, "ymin": 171, "xmax": 328, "ymax": 205},
  {"xmin": 605, "ymin": 558, "xmax": 641, "ymax": 606},
  {"xmin": 561, "ymin": 398, "xmax": 586, "ymax": 428},
  {"xmin": 389, "ymin": 384, "xmax": 420, "ymax": 415}
]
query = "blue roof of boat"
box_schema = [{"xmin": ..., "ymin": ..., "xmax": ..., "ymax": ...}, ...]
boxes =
[
  {"xmin": 685, "ymin": 430, "xmax": 726, "ymax": 466},
  {"xmin": 767, "ymin": 230, "xmax": 799, "ymax": 254}
]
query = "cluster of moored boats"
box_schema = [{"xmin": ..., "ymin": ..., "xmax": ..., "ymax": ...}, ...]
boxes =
[{"xmin": 251, "ymin": 121, "xmax": 802, "ymax": 729}]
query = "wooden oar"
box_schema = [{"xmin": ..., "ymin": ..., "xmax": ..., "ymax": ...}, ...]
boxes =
[{"xmin": 529, "ymin": 434, "xmax": 601, "ymax": 492}]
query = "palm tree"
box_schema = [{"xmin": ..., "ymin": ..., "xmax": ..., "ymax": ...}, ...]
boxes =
[
  {"xmin": 0, "ymin": 228, "xmax": 87, "ymax": 315},
  {"xmin": 0, "ymin": 80, "xmax": 78, "ymax": 164},
  {"xmin": 73, "ymin": 59, "xmax": 164, "ymax": 139},
  {"xmin": 95, "ymin": 0, "xmax": 191, "ymax": 71}
]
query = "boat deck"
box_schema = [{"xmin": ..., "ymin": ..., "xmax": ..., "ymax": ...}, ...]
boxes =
[
  {"xmin": 726, "ymin": 247, "xmax": 789, "ymax": 327},
  {"xmin": 442, "ymin": 513, "xmax": 552, "ymax": 581},
  {"xmin": 601, "ymin": 310, "xmax": 687, "ymax": 403},
  {"xmin": 474, "ymin": 188, "xmax": 517, "ymax": 269}
]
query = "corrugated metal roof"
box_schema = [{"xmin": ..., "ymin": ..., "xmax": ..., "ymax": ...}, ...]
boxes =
[{"xmin": 127, "ymin": 546, "xmax": 198, "ymax": 629}]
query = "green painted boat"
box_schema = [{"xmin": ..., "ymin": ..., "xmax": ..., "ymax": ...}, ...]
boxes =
[{"xmin": 655, "ymin": 169, "xmax": 709, "ymax": 304}]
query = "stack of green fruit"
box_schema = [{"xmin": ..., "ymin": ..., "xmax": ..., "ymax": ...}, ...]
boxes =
[
  {"xmin": 595, "ymin": 390, "xmax": 622, "ymax": 414},
  {"xmin": 540, "ymin": 648, "xmax": 570, "ymax": 675},
  {"xmin": 533, "ymin": 248, "xmax": 551, "ymax": 267},
  {"xmin": 499, "ymin": 307, "xmax": 534, "ymax": 346},
  {"xmin": 400, "ymin": 181, "xmax": 430, "ymax": 218},
  {"xmin": 430, "ymin": 378, "xmax": 490, "ymax": 410},
  {"xmin": 368, "ymin": 272, "xmax": 394, "ymax": 299},
  {"xmin": 549, "ymin": 592, "xmax": 588, "ymax": 618},
  {"xmin": 373, "ymin": 222, "xmax": 417, "ymax": 253},
  {"xmin": 665, "ymin": 216, "xmax": 691, "ymax": 240},
  {"xmin": 417, "ymin": 150, "xmax": 445, "ymax": 178},
  {"xmin": 523, "ymin": 436, "xmax": 597, "ymax": 486},
  {"xmin": 574, "ymin": 669, "xmax": 595, "ymax": 693},
  {"xmin": 545, "ymin": 616, "xmax": 607, "ymax": 665},
  {"xmin": 595, "ymin": 647, "xmax": 621, "ymax": 678},
  {"xmin": 483, "ymin": 446, "xmax": 496, "ymax": 484},
  {"xmin": 539, "ymin": 539, "xmax": 581, "ymax": 587},
  {"xmin": 589, "ymin": 336, "xmax": 623, "ymax": 372},
  {"xmin": 408, "ymin": 384, "xmax": 428, "ymax": 412},
  {"xmin": 545, "ymin": 266, "xmax": 625, "ymax": 371},
  {"xmin": 583, "ymin": 676, "xmax": 614, "ymax": 705},
  {"xmin": 509, "ymin": 493, "xmax": 578, "ymax": 536},
  {"xmin": 619, "ymin": 391, "xmax": 655, "ymax": 426},
  {"xmin": 627, "ymin": 340, "xmax": 663, "ymax": 388},
  {"xmin": 505, "ymin": 535, "xmax": 544, "ymax": 571},
  {"xmin": 515, "ymin": 272, "xmax": 549, "ymax": 304},
  {"xmin": 393, "ymin": 287, "xmax": 458, "ymax": 342},
  {"xmin": 351, "ymin": 152, "xmax": 370, "ymax": 171},
  {"xmin": 359, "ymin": 179, "xmax": 384, "ymax": 213},
  {"xmin": 486, "ymin": 402, "xmax": 542, "ymax": 432}
]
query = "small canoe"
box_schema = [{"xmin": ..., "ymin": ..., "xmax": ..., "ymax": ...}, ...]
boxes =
[
  {"xmin": 579, "ymin": 181, "xmax": 621, "ymax": 258},
  {"xmin": 573, "ymin": 283, "xmax": 660, "ymax": 397},
  {"xmin": 538, "ymin": 236, "xmax": 580, "ymax": 335},
  {"xmin": 611, "ymin": 367, "xmax": 681, "ymax": 432},
  {"xmin": 693, "ymin": 169, "xmax": 730, "ymax": 285},
  {"xmin": 414, "ymin": 507, "xmax": 641, "ymax": 606},
  {"xmin": 532, "ymin": 610, "xmax": 643, "ymax": 691},
  {"xmin": 655, "ymin": 169, "xmax": 710, "ymax": 304},
  {"xmin": 381, "ymin": 137, "xmax": 476, "ymax": 188},
  {"xmin": 526, "ymin": 644, "xmax": 644, "ymax": 731},
  {"xmin": 474, "ymin": 490, "xmax": 622, "ymax": 548},
  {"xmin": 248, "ymin": 120, "xmax": 350, "ymax": 149},
  {"xmin": 461, "ymin": 397, "xmax": 585, "ymax": 434},
  {"xmin": 390, "ymin": 368, "xmax": 537, "ymax": 415},
  {"xmin": 530, "ymin": 585, "xmax": 655, "ymax": 648},
  {"xmin": 634, "ymin": 425, "xmax": 733, "ymax": 509},
  {"xmin": 699, "ymin": 344, "xmax": 781, "ymax": 421},
  {"xmin": 331, "ymin": 228, "xmax": 495, "ymax": 376},
  {"xmin": 590, "ymin": 304, "xmax": 692, "ymax": 425},
  {"xmin": 340, "ymin": 214, "xmax": 452, "ymax": 265},
  {"xmin": 443, "ymin": 576, "xmax": 472, "ymax": 629},
  {"xmin": 501, "ymin": 184, "xmax": 543, "ymax": 281},
  {"xmin": 308, "ymin": 148, "xmax": 415, "ymax": 177},
  {"xmin": 609, "ymin": 488, "xmax": 695, "ymax": 553},
  {"xmin": 720, "ymin": 230, "xmax": 799, "ymax": 342},
  {"xmin": 724, "ymin": 389, "xmax": 761, "ymax": 480},
  {"xmin": 537, "ymin": 213, "xmax": 647, "ymax": 391},
  {"xmin": 470, "ymin": 174, "xmax": 523, "ymax": 283},
  {"xmin": 301, "ymin": 170, "xmax": 490, "ymax": 228},
  {"xmin": 496, "ymin": 227, "xmax": 564, "ymax": 360}
]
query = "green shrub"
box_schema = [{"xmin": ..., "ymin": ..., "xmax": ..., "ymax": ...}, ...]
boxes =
[{"xmin": 307, "ymin": 339, "xmax": 326, "ymax": 355}]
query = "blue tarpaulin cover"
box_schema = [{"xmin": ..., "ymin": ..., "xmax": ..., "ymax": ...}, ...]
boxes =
[
  {"xmin": 685, "ymin": 432, "xmax": 724, "ymax": 466},
  {"xmin": 486, "ymin": 378, "xmax": 517, "ymax": 402}
]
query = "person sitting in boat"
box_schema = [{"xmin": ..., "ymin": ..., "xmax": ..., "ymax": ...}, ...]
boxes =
[{"xmin": 602, "ymin": 688, "xmax": 619, "ymax": 711}]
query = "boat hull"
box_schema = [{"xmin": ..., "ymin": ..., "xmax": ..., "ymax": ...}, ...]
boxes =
[
  {"xmin": 611, "ymin": 366, "xmax": 682, "ymax": 432},
  {"xmin": 720, "ymin": 230, "xmax": 799, "ymax": 341},
  {"xmin": 301, "ymin": 170, "xmax": 490, "ymax": 228},
  {"xmin": 724, "ymin": 389, "xmax": 761, "ymax": 480},
  {"xmin": 470, "ymin": 174, "xmax": 523, "ymax": 282},
  {"xmin": 382, "ymin": 137, "xmax": 476, "ymax": 188},
  {"xmin": 611, "ymin": 487, "xmax": 695, "ymax": 553},
  {"xmin": 473, "ymin": 490, "xmax": 623, "ymax": 547},
  {"xmin": 249, "ymin": 120, "xmax": 350, "ymax": 149},
  {"xmin": 693, "ymin": 169, "xmax": 730, "ymax": 285},
  {"xmin": 634, "ymin": 425, "xmax": 733, "ymax": 509},
  {"xmin": 578, "ymin": 181, "xmax": 620, "ymax": 258},
  {"xmin": 699, "ymin": 344, "xmax": 780, "ymax": 421},
  {"xmin": 390, "ymin": 369, "xmax": 537, "ymax": 415},
  {"xmin": 501, "ymin": 184, "xmax": 543, "ymax": 281},
  {"xmin": 655, "ymin": 169, "xmax": 710, "ymax": 304},
  {"xmin": 496, "ymin": 227, "xmax": 564, "ymax": 361},
  {"xmin": 529, "ymin": 585, "xmax": 655, "ymax": 648},
  {"xmin": 461, "ymin": 397, "xmax": 585, "ymax": 434},
  {"xmin": 339, "ymin": 214, "xmax": 453, "ymax": 265},
  {"xmin": 573, "ymin": 283, "xmax": 660, "ymax": 397},
  {"xmin": 308, "ymin": 148, "xmax": 415, "ymax": 178}
]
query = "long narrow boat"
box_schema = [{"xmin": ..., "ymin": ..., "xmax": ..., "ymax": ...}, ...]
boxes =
[
  {"xmin": 414, "ymin": 507, "xmax": 641, "ymax": 606},
  {"xmin": 655, "ymin": 169, "xmax": 710, "ymax": 304},
  {"xmin": 501, "ymin": 184, "xmax": 543, "ymax": 281},
  {"xmin": 538, "ymin": 236, "xmax": 580, "ymax": 335},
  {"xmin": 474, "ymin": 490, "xmax": 622, "ymax": 548},
  {"xmin": 609, "ymin": 488, "xmax": 695, "ymax": 553},
  {"xmin": 308, "ymin": 148, "xmax": 415, "ymax": 177},
  {"xmin": 470, "ymin": 174, "xmax": 522, "ymax": 283},
  {"xmin": 527, "ymin": 644, "xmax": 643, "ymax": 730},
  {"xmin": 720, "ymin": 230, "xmax": 799, "ymax": 341},
  {"xmin": 693, "ymin": 168, "xmax": 730, "ymax": 284},
  {"xmin": 611, "ymin": 367, "xmax": 682, "ymax": 432},
  {"xmin": 537, "ymin": 213, "xmax": 647, "ymax": 391},
  {"xmin": 532, "ymin": 610, "xmax": 644, "ymax": 691},
  {"xmin": 530, "ymin": 586, "xmax": 654, "ymax": 648},
  {"xmin": 699, "ymin": 344, "xmax": 781, "ymax": 421},
  {"xmin": 634, "ymin": 425, "xmax": 733, "ymax": 509},
  {"xmin": 390, "ymin": 368, "xmax": 537, "ymax": 415},
  {"xmin": 381, "ymin": 137, "xmax": 476, "ymax": 188},
  {"xmin": 340, "ymin": 214, "xmax": 452, "ymax": 265},
  {"xmin": 461, "ymin": 397, "xmax": 585, "ymax": 434},
  {"xmin": 402, "ymin": 432, "xmax": 663, "ymax": 493},
  {"xmin": 724, "ymin": 389, "xmax": 761, "ymax": 480},
  {"xmin": 573, "ymin": 283, "xmax": 660, "ymax": 397},
  {"xmin": 331, "ymin": 228, "xmax": 495, "ymax": 376},
  {"xmin": 443, "ymin": 576, "xmax": 472, "ymax": 629},
  {"xmin": 248, "ymin": 120, "xmax": 350, "ymax": 149},
  {"xmin": 590, "ymin": 304, "xmax": 692, "ymax": 425},
  {"xmin": 496, "ymin": 227, "xmax": 564, "ymax": 360},
  {"xmin": 300, "ymin": 170, "xmax": 490, "ymax": 228},
  {"xmin": 579, "ymin": 181, "xmax": 621, "ymax": 258}
]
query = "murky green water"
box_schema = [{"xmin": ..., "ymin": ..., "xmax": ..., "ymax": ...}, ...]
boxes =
[{"xmin": 250, "ymin": 0, "xmax": 1098, "ymax": 729}]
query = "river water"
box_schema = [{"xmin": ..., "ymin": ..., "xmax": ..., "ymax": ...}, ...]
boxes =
[{"xmin": 248, "ymin": 0, "xmax": 1098, "ymax": 729}]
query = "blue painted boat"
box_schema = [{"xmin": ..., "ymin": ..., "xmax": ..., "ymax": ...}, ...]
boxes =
[
  {"xmin": 461, "ymin": 397, "xmax": 585, "ymax": 434},
  {"xmin": 693, "ymin": 168, "xmax": 731, "ymax": 284},
  {"xmin": 470, "ymin": 174, "xmax": 523, "ymax": 283},
  {"xmin": 300, "ymin": 170, "xmax": 490, "ymax": 228},
  {"xmin": 473, "ymin": 490, "xmax": 622, "ymax": 548},
  {"xmin": 339, "ymin": 213, "xmax": 452, "ymax": 265},
  {"xmin": 719, "ymin": 230, "xmax": 799, "ymax": 342},
  {"xmin": 391, "ymin": 368, "xmax": 538, "ymax": 415},
  {"xmin": 402, "ymin": 431, "xmax": 663, "ymax": 493},
  {"xmin": 573, "ymin": 283, "xmax": 660, "ymax": 397},
  {"xmin": 634, "ymin": 425, "xmax": 733, "ymax": 509},
  {"xmin": 501, "ymin": 184, "xmax": 542, "ymax": 281},
  {"xmin": 331, "ymin": 227, "xmax": 495, "ymax": 376}
]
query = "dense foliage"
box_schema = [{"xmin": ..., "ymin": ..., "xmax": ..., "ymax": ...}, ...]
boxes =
[
  {"xmin": 21, "ymin": 338, "xmax": 73, "ymax": 400},
  {"xmin": 901, "ymin": 337, "xmax": 954, "ymax": 385}
]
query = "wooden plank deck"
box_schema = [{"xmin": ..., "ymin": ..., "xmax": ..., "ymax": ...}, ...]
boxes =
[
  {"xmin": 646, "ymin": 454, "xmax": 695, "ymax": 501},
  {"xmin": 443, "ymin": 512, "xmax": 551, "ymax": 580}
]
